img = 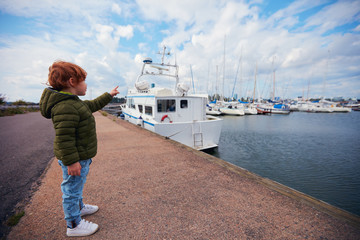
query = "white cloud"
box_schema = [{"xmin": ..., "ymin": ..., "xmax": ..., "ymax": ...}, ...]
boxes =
[
  {"xmin": 354, "ymin": 25, "xmax": 360, "ymax": 32},
  {"xmin": 0, "ymin": 0, "xmax": 114, "ymax": 18},
  {"xmin": 0, "ymin": 35, "xmax": 74, "ymax": 101},
  {"xmin": 115, "ymin": 25, "xmax": 134, "ymax": 39},
  {"xmin": 162, "ymin": 0, "xmax": 360, "ymax": 99},
  {"xmin": 303, "ymin": 1, "xmax": 360, "ymax": 34},
  {"xmin": 0, "ymin": 0, "xmax": 359, "ymax": 102},
  {"xmin": 111, "ymin": 3, "xmax": 122, "ymax": 15},
  {"xmin": 95, "ymin": 24, "xmax": 117, "ymax": 50},
  {"xmin": 136, "ymin": 0, "xmax": 209, "ymax": 22},
  {"xmin": 0, "ymin": 1, "xmax": 137, "ymax": 101}
]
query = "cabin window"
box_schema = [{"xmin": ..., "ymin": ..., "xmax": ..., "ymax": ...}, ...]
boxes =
[
  {"xmin": 181, "ymin": 100, "xmax": 188, "ymax": 108},
  {"xmin": 145, "ymin": 106, "xmax": 152, "ymax": 116},
  {"xmin": 138, "ymin": 105, "xmax": 143, "ymax": 113},
  {"xmin": 157, "ymin": 99, "xmax": 176, "ymax": 112},
  {"xmin": 127, "ymin": 98, "xmax": 135, "ymax": 109}
]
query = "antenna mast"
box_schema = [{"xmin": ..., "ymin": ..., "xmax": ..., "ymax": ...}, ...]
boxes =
[
  {"xmin": 222, "ymin": 35, "xmax": 226, "ymax": 102},
  {"xmin": 253, "ymin": 62, "xmax": 257, "ymax": 103},
  {"xmin": 272, "ymin": 56, "xmax": 276, "ymax": 101}
]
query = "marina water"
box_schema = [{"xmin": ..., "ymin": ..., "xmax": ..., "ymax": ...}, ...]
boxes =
[{"xmin": 209, "ymin": 111, "xmax": 360, "ymax": 216}]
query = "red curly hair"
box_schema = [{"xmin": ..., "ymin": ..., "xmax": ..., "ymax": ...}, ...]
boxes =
[{"xmin": 48, "ymin": 61, "xmax": 87, "ymax": 90}]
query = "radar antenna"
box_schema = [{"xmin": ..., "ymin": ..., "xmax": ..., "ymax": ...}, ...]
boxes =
[{"xmin": 158, "ymin": 46, "xmax": 171, "ymax": 64}]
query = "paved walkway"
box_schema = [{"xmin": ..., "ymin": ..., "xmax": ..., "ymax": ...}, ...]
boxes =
[
  {"xmin": 8, "ymin": 112, "xmax": 360, "ymax": 239},
  {"xmin": 0, "ymin": 112, "xmax": 54, "ymax": 238}
]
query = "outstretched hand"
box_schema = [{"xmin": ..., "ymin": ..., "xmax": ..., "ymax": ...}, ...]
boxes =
[{"xmin": 110, "ymin": 86, "xmax": 119, "ymax": 97}]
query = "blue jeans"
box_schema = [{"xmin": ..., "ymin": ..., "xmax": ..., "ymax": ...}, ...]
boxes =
[{"xmin": 58, "ymin": 159, "xmax": 92, "ymax": 228}]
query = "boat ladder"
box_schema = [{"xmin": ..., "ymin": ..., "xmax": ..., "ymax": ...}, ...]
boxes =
[{"xmin": 192, "ymin": 122, "xmax": 203, "ymax": 148}]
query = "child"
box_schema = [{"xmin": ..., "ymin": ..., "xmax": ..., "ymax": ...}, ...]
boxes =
[{"xmin": 40, "ymin": 61, "xmax": 119, "ymax": 237}]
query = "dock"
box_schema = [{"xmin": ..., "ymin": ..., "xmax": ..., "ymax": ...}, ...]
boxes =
[{"xmin": 8, "ymin": 112, "xmax": 360, "ymax": 239}]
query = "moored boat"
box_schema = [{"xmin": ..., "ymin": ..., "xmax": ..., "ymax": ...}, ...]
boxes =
[
  {"xmin": 256, "ymin": 106, "xmax": 272, "ymax": 114},
  {"xmin": 206, "ymin": 105, "xmax": 222, "ymax": 116},
  {"xmin": 122, "ymin": 47, "xmax": 223, "ymax": 150},
  {"xmin": 218, "ymin": 101, "xmax": 245, "ymax": 116},
  {"xmin": 102, "ymin": 103, "xmax": 122, "ymax": 116},
  {"xmin": 244, "ymin": 104, "xmax": 258, "ymax": 115},
  {"xmin": 319, "ymin": 99, "xmax": 351, "ymax": 113},
  {"xmin": 256, "ymin": 103, "xmax": 290, "ymax": 114},
  {"xmin": 297, "ymin": 101, "xmax": 333, "ymax": 113}
]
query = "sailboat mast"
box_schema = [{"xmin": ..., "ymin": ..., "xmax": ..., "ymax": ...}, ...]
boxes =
[
  {"xmin": 322, "ymin": 50, "xmax": 330, "ymax": 99},
  {"xmin": 240, "ymin": 47, "xmax": 243, "ymax": 101},
  {"xmin": 222, "ymin": 35, "xmax": 226, "ymax": 102},
  {"xmin": 232, "ymin": 54, "xmax": 242, "ymax": 100},
  {"xmin": 272, "ymin": 56, "xmax": 276, "ymax": 101},
  {"xmin": 253, "ymin": 62, "xmax": 257, "ymax": 103},
  {"xmin": 190, "ymin": 64, "xmax": 195, "ymax": 94},
  {"xmin": 216, "ymin": 65, "xmax": 219, "ymax": 100},
  {"xmin": 207, "ymin": 61, "xmax": 210, "ymax": 96},
  {"xmin": 273, "ymin": 70, "xmax": 275, "ymax": 101}
]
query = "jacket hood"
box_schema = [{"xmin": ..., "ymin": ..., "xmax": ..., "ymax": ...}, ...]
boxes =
[{"xmin": 40, "ymin": 87, "xmax": 77, "ymax": 119}]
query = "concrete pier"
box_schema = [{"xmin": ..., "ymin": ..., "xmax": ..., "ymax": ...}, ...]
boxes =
[{"xmin": 8, "ymin": 112, "xmax": 360, "ymax": 239}]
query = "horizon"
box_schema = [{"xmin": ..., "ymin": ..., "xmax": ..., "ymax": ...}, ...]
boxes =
[{"xmin": 2, "ymin": 94, "xmax": 358, "ymax": 105}]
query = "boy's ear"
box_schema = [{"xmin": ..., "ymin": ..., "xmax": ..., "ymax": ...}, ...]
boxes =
[{"xmin": 68, "ymin": 78, "xmax": 76, "ymax": 87}]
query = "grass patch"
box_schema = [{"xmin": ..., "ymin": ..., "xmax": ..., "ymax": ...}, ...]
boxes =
[
  {"xmin": 101, "ymin": 111, "xmax": 108, "ymax": 116},
  {"xmin": 0, "ymin": 107, "xmax": 39, "ymax": 117},
  {"xmin": 6, "ymin": 211, "xmax": 25, "ymax": 226}
]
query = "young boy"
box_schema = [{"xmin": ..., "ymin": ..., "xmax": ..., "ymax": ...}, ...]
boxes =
[{"xmin": 40, "ymin": 61, "xmax": 119, "ymax": 237}]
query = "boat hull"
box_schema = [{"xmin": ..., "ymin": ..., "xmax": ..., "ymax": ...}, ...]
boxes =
[
  {"xmin": 244, "ymin": 107, "xmax": 258, "ymax": 115},
  {"xmin": 123, "ymin": 111, "xmax": 223, "ymax": 150},
  {"xmin": 220, "ymin": 108, "xmax": 245, "ymax": 116}
]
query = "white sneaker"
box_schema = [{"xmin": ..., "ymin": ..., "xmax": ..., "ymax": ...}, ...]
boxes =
[
  {"xmin": 80, "ymin": 204, "xmax": 99, "ymax": 216},
  {"xmin": 67, "ymin": 219, "xmax": 99, "ymax": 237}
]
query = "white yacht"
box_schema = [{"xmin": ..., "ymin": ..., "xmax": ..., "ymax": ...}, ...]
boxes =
[
  {"xmin": 243, "ymin": 103, "xmax": 258, "ymax": 115},
  {"xmin": 122, "ymin": 47, "xmax": 223, "ymax": 150},
  {"xmin": 218, "ymin": 101, "xmax": 245, "ymax": 116},
  {"xmin": 297, "ymin": 101, "xmax": 333, "ymax": 113},
  {"xmin": 320, "ymin": 99, "xmax": 351, "ymax": 113},
  {"xmin": 206, "ymin": 105, "xmax": 222, "ymax": 116}
]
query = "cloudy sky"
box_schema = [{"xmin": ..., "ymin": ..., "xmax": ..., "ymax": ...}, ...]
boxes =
[{"xmin": 0, "ymin": 0, "xmax": 359, "ymax": 102}]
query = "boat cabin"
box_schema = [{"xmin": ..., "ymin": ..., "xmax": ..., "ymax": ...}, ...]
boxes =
[{"xmin": 126, "ymin": 87, "xmax": 207, "ymax": 124}]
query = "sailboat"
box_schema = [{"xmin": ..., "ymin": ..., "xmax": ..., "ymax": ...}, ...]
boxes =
[
  {"xmin": 206, "ymin": 100, "xmax": 222, "ymax": 116},
  {"xmin": 256, "ymin": 58, "xmax": 291, "ymax": 114}
]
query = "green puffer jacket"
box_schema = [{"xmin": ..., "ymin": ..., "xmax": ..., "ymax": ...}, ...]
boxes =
[{"xmin": 40, "ymin": 87, "xmax": 113, "ymax": 166}]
